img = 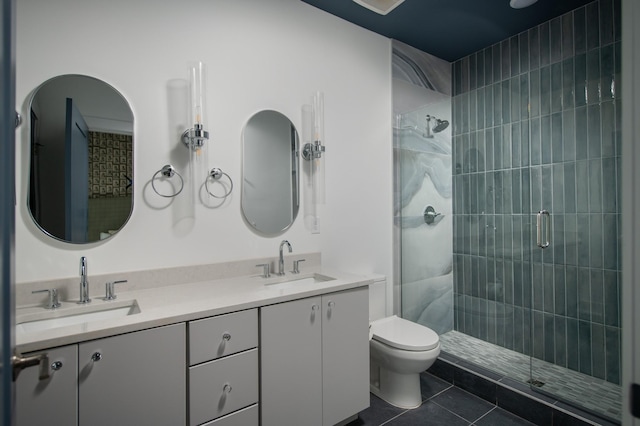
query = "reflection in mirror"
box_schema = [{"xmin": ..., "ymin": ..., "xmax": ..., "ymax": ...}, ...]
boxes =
[
  {"xmin": 29, "ymin": 75, "xmax": 134, "ymax": 244},
  {"xmin": 242, "ymin": 110, "xmax": 299, "ymax": 235}
]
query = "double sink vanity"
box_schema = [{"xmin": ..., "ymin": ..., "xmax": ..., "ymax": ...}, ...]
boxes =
[
  {"xmin": 15, "ymin": 253, "xmax": 371, "ymax": 426},
  {"xmin": 19, "ymin": 74, "xmax": 363, "ymax": 425}
]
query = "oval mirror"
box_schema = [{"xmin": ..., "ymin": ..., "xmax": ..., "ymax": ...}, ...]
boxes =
[
  {"xmin": 241, "ymin": 110, "xmax": 299, "ymax": 235},
  {"xmin": 28, "ymin": 75, "xmax": 134, "ymax": 243}
]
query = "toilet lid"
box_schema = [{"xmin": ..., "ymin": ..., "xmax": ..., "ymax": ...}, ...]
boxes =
[{"xmin": 370, "ymin": 316, "xmax": 439, "ymax": 351}]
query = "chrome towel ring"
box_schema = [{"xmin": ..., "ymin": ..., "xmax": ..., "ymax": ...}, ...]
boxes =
[
  {"xmin": 205, "ymin": 168, "xmax": 233, "ymax": 199},
  {"xmin": 151, "ymin": 164, "xmax": 184, "ymax": 198}
]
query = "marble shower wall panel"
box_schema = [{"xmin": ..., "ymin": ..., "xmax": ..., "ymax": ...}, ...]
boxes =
[
  {"xmin": 452, "ymin": 0, "xmax": 622, "ymax": 385},
  {"xmin": 399, "ymin": 105, "xmax": 453, "ymax": 335},
  {"xmin": 392, "ymin": 40, "xmax": 453, "ymax": 335},
  {"xmin": 393, "ymin": 40, "xmax": 452, "ymax": 115}
]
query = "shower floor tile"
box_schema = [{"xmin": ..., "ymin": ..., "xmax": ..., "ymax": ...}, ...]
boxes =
[{"xmin": 439, "ymin": 330, "xmax": 622, "ymax": 423}]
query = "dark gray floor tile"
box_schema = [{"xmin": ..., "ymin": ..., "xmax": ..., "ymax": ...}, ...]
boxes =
[
  {"xmin": 386, "ymin": 400, "xmax": 470, "ymax": 426},
  {"xmin": 496, "ymin": 385, "xmax": 553, "ymax": 425},
  {"xmin": 552, "ymin": 409, "xmax": 596, "ymax": 426},
  {"xmin": 351, "ymin": 394, "xmax": 406, "ymax": 426},
  {"xmin": 429, "ymin": 359, "xmax": 456, "ymax": 384},
  {"xmin": 475, "ymin": 407, "xmax": 536, "ymax": 426},
  {"xmin": 420, "ymin": 372, "xmax": 452, "ymax": 400},
  {"xmin": 454, "ymin": 368, "xmax": 497, "ymax": 404},
  {"xmin": 432, "ymin": 387, "xmax": 494, "ymax": 423}
]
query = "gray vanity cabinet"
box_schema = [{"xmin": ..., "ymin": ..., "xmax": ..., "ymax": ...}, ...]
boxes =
[
  {"xmin": 16, "ymin": 345, "xmax": 78, "ymax": 426},
  {"xmin": 78, "ymin": 323, "xmax": 186, "ymax": 426},
  {"xmin": 261, "ymin": 287, "xmax": 369, "ymax": 426}
]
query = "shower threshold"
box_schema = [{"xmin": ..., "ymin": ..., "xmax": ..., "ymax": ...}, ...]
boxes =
[{"xmin": 439, "ymin": 330, "xmax": 622, "ymax": 423}]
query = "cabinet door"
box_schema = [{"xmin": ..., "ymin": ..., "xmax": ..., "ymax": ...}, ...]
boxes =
[
  {"xmin": 261, "ymin": 296, "xmax": 322, "ymax": 426},
  {"xmin": 322, "ymin": 287, "xmax": 369, "ymax": 426},
  {"xmin": 16, "ymin": 345, "xmax": 78, "ymax": 426},
  {"xmin": 78, "ymin": 323, "xmax": 186, "ymax": 426}
]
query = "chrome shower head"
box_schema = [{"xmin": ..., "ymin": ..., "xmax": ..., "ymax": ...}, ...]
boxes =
[{"xmin": 433, "ymin": 119, "xmax": 449, "ymax": 133}]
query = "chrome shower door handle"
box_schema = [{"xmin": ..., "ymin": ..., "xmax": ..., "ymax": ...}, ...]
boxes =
[{"xmin": 536, "ymin": 210, "xmax": 550, "ymax": 249}]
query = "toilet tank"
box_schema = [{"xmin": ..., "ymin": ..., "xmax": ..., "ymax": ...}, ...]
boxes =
[{"xmin": 368, "ymin": 274, "xmax": 387, "ymax": 322}]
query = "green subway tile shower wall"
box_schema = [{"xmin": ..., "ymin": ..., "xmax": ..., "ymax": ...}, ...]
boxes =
[{"xmin": 451, "ymin": 0, "xmax": 621, "ymax": 386}]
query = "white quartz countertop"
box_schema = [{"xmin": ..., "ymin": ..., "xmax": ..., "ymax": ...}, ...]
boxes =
[{"xmin": 16, "ymin": 268, "xmax": 372, "ymax": 353}]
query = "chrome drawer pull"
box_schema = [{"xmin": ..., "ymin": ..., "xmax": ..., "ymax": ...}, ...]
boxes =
[
  {"xmin": 222, "ymin": 332, "xmax": 231, "ymax": 342},
  {"xmin": 91, "ymin": 352, "xmax": 102, "ymax": 362},
  {"xmin": 51, "ymin": 361, "xmax": 63, "ymax": 371},
  {"xmin": 223, "ymin": 383, "xmax": 232, "ymax": 394}
]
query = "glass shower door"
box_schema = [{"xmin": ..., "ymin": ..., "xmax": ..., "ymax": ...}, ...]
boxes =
[{"xmin": 526, "ymin": 2, "xmax": 623, "ymax": 419}]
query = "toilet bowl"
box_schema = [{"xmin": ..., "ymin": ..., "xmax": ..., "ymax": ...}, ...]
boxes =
[
  {"xmin": 368, "ymin": 276, "xmax": 440, "ymax": 409},
  {"xmin": 369, "ymin": 315, "xmax": 440, "ymax": 408}
]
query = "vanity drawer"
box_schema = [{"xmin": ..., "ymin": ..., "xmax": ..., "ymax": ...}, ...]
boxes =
[
  {"xmin": 201, "ymin": 404, "xmax": 258, "ymax": 426},
  {"xmin": 189, "ymin": 308, "xmax": 258, "ymax": 365},
  {"xmin": 189, "ymin": 348, "xmax": 259, "ymax": 426}
]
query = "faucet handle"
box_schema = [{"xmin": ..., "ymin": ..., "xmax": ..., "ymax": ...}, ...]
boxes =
[
  {"xmin": 256, "ymin": 263, "xmax": 271, "ymax": 278},
  {"xmin": 32, "ymin": 288, "xmax": 61, "ymax": 309},
  {"xmin": 105, "ymin": 280, "xmax": 128, "ymax": 301},
  {"xmin": 291, "ymin": 259, "xmax": 306, "ymax": 274}
]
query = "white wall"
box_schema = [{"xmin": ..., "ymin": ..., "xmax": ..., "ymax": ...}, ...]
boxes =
[{"xmin": 15, "ymin": 0, "xmax": 393, "ymax": 283}]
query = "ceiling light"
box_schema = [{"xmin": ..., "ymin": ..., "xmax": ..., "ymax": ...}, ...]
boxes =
[
  {"xmin": 509, "ymin": 0, "xmax": 538, "ymax": 9},
  {"xmin": 352, "ymin": 0, "xmax": 405, "ymax": 15}
]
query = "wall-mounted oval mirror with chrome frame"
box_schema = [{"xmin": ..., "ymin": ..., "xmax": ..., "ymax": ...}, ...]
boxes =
[
  {"xmin": 241, "ymin": 110, "xmax": 299, "ymax": 235},
  {"xmin": 28, "ymin": 74, "xmax": 134, "ymax": 244}
]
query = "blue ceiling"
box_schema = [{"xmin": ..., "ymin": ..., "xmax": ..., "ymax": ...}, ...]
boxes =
[{"xmin": 300, "ymin": 0, "xmax": 595, "ymax": 62}]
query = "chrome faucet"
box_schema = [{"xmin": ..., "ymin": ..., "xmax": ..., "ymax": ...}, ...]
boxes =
[
  {"xmin": 78, "ymin": 256, "xmax": 91, "ymax": 304},
  {"xmin": 278, "ymin": 240, "xmax": 292, "ymax": 276},
  {"xmin": 32, "ymin": 288, "xmax": 61, "ymax": 309}
]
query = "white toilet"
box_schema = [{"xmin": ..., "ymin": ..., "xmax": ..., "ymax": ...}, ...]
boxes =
[{"xmin": 369, "ymin": 275, "xmax": 440, "ymax": 409}]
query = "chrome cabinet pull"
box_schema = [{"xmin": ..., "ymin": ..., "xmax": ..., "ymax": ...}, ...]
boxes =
[
  {"xmin": 223, "ymin": 383, "xmax": 232, "ymax": 394},
  {"xmin": 311, "ymin": 304, "xmax": 320, "ymax": 311},
  {"xmin": 91, "ymin": 352, "xmax": 102, "ymax": 362},
  {"xmin": 327, "ymin": 301, "xmax": 335, "ymax": 308},
  {"xmin": 222, "ymin": 332, "xmax": 231, "ymax": 342},
  {"xmin": 51, "ymin": 361, "xmax": 63, "ymax": 371},
  {"xmin": 11, "ymin": 352, "xmax": 49, "ymax": 381},
  {"xmin": 536, "ymin": 210, "xmax": 551, "ymax": 249}
]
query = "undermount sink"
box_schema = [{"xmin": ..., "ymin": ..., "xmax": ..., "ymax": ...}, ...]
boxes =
[
  {"xmin": 16, "ymin": 299, "xmax": 141, "ymax": 334},
  {"xmin": 264, "ymin": 273, "xmax": 336, "ymax": 289}
]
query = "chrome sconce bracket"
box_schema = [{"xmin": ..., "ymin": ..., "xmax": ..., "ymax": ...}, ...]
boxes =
[
  {"xmin": 181, "ymin": 123, "xmax": 209, "ymax": 150},
  {"xmin": 302, "ymin": 141, "xmax": 326, "ymax": 161}
]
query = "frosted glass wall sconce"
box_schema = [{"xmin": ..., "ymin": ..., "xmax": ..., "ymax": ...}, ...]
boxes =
[
  {"xmin": 180, "ymin": 61, "xmax": 210, "ymax": 203},
  {"xmin": 182, "ymin": 61, "xmax": 209, "ymax": 151},
  {"xmin": 302, "ymin": 91, "xmax": 326, "ymax": 233}
]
